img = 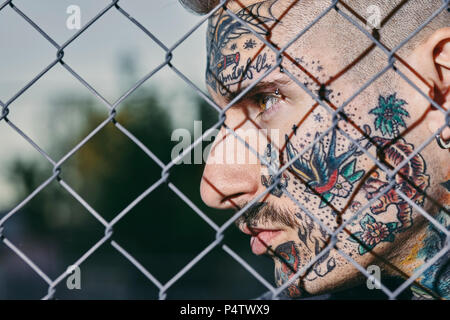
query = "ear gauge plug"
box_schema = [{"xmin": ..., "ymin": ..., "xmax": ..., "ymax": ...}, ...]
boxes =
[
  {"xmin": 427, "ymin": 80, "xmax": 450, "ymax": 149},
  {"xmin": 436, "ymin": 113, "xmax": 450, "ymax": 149}
]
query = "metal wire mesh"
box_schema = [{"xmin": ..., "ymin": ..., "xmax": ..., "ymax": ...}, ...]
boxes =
[{"xmin": 0, "ymin": 0, "xmax": 449, "ymax": 300}]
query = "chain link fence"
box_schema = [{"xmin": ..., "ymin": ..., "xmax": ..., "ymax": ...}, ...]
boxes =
[{"xmin": 0, "ymin": 0, "xmax": 449, "ymax": 300}]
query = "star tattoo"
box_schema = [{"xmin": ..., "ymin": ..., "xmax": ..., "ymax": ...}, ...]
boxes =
[
  {"xmin": 316, "ymin": 85, "xmax": 333, "ymax": 102},
  {"xmin": 314, "ymin": 113, "xmax": 323, "ymax": 122},
  {"xmin": 243, "ymin": 39, "xmax": 257, "ymax": 50}
]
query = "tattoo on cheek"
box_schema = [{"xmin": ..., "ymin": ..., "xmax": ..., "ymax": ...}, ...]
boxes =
[
  {"xmin": 286, "ymin": 127, "xmax": 366, "ymax": 209},
  {"xmin": 261, "ymin": 143, "xmax": 289, "ymax": 197},
  {"xmin": 348, "ymin": 94, "xmax": 430, "ymax": 255},
  {"xmin": 284, "ymin": 93, "xmax": 430, "ymax": 257},
  {"xmin": 295, "ymin": 213, "xmax": 336, "ymax": 280}
]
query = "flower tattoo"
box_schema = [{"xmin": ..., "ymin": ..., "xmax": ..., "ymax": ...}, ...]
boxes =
[
  {"xmin": 329, "ymin": 175, "xmax": 352, "ymax": 198},
  {"xmin": 349, "ymin": 213, "xmax": 398, "ymax": 255}
]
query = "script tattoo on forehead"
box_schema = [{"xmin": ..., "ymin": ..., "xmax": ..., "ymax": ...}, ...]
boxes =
[{"xmin": 206, "ymin": 0, "xmax": 278, "ymax": 95}]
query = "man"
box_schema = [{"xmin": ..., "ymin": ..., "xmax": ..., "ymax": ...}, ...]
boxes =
[{"xmin": 180, "ymin": 0, "xmax": 449, "ymax": 299}]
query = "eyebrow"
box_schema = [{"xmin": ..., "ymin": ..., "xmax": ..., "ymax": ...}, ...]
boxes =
[{"xmin": 222, "ymin": 76, "xmax": 292, "ymax": 104}]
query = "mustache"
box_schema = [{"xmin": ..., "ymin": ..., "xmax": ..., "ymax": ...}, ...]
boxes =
[{"xmin": 235, "ymin": 201, "xmax": 299, "ymax": 229}]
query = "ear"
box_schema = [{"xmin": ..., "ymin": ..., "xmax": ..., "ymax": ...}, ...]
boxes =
[{"xmin": 414, "ymin": 28, "xmax": 450, "ymax": 143}]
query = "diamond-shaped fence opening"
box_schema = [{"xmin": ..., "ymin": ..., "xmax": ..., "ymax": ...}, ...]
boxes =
[
  {"xmin": 0, "ymin": 0, "xmax": 448, "ymax": 300},
  {"xmin": 0, "ymin": 4, "xmax": 56, "ymax": 101}
]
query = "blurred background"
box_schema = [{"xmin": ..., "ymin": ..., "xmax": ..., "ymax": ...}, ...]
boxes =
[{"xmin": 0, "ymin": 0, "xmax": 274, "ymax": 299}]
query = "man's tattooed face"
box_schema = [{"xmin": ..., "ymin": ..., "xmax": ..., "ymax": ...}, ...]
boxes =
[{"xmin": 200, "ymin": 1, "xmax": 444, "ymax": 299}]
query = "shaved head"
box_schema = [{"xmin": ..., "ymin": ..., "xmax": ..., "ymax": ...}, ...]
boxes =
[{"xmin": 181, "ymin": 0, "xmax": 448, "ymax": 80}]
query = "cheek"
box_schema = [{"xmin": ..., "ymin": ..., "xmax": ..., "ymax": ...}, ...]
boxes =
[
  {"xmin": 268, "ymin": 98, "xmax": 314, "ymax": 134},
  {"xmin": 282, "ymin": 176, "xmax": 337, "ymax": 227}
]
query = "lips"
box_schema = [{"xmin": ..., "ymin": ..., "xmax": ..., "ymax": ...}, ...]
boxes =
[{"xmin": 241, "ymin": 225, "xmax": 283, "ymax": 255}]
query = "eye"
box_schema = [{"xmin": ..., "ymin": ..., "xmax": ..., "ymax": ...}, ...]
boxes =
[
  {"xmin": 259, "ymin": 95, "xmax": 279, "ymax": 112},
  {"xmin": 256, "ymin": 89, "xmax": 282, "ymax": 118}
]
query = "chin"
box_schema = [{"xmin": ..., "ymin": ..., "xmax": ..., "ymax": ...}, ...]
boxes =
[{"xmin": 273, "ymin": 252, "xmax": 366, "ymax": 298}]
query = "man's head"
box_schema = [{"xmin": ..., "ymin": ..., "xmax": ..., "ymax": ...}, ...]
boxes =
[{"xmin": 183, "ymin": 0, "xmax": 450, "ymax": 298}]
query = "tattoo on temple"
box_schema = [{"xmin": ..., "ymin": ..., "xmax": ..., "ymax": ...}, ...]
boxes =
[{"xmin": 206, "ymin": 0, "xmax": 278, "ymax": 94}]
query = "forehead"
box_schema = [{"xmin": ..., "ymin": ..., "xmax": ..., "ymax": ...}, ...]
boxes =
[
  {"xmin": 204, "ymin": 0, "xmax": 337, "ymax": 105},
  {"xmin": 207, "ymin": 0, "xmax": 281, "ymax": 46},
  {"xmin": 205, "ymin": 0, "xmax": 284, "ymax": 101}
]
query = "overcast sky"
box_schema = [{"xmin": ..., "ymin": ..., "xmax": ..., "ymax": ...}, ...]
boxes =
[{"xmin": 0, "ymin": 0, "xmax": 208, "ymax": 207}]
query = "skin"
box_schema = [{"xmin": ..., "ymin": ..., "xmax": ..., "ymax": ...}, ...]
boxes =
[{"xmin": 199, "ymin": 0, "xmax": 450, "ymax": 299}]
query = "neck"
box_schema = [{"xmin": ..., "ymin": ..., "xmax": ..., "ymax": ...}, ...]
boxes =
[{"xmin": 409, "ymin": 207, "xmax": 449, "ymax": 300}]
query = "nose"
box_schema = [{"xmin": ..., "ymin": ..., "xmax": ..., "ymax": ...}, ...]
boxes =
[{"xmin": 200, "ymin": 126, "xmax": 262, "ymax": 210}]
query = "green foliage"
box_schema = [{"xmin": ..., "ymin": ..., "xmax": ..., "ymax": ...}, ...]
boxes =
[{"xmin": 1, "ymin": 55, "xmax": 269, "ymax": 300}]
